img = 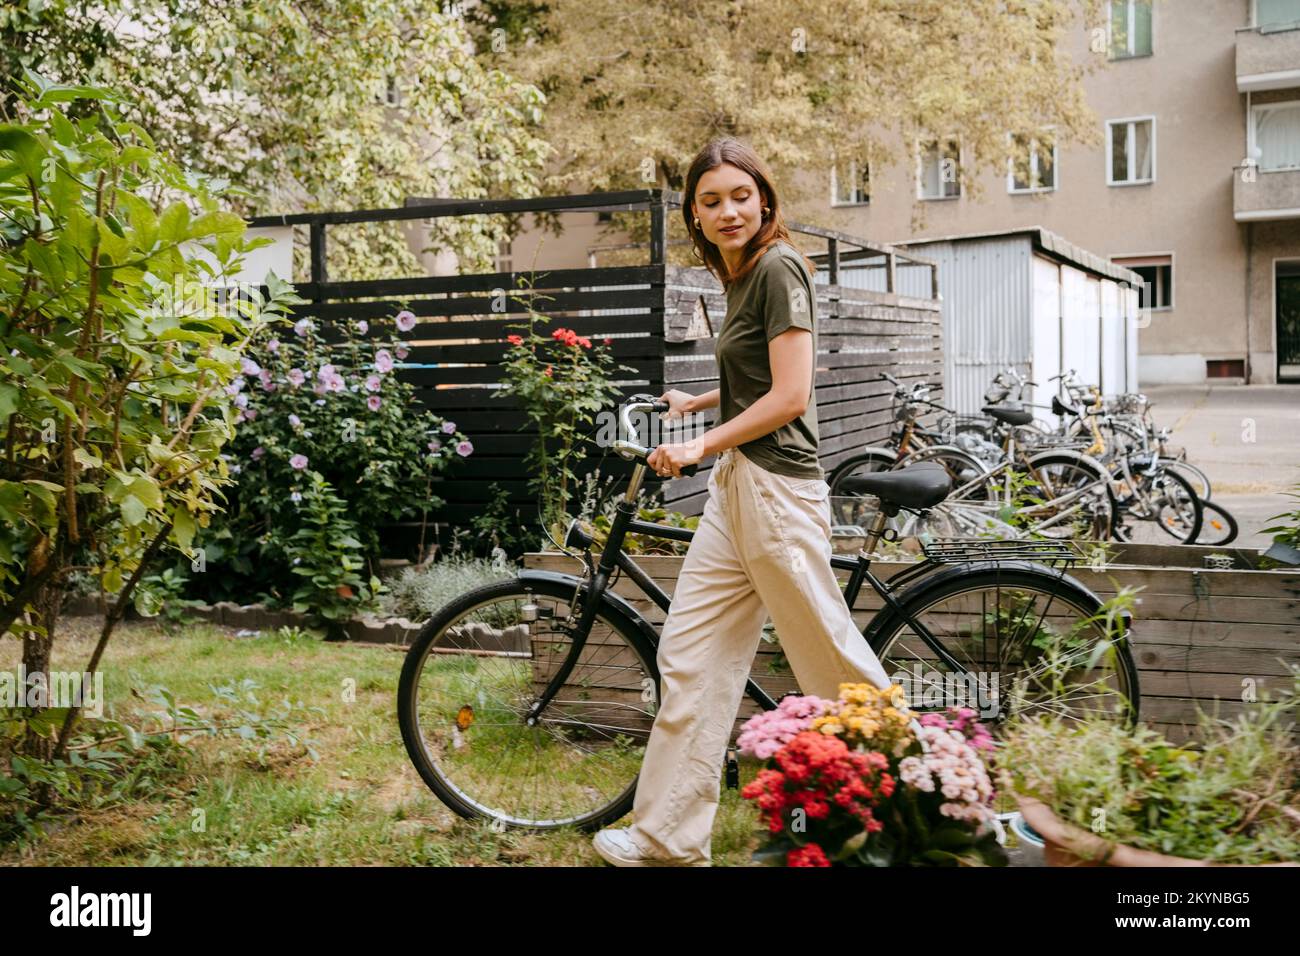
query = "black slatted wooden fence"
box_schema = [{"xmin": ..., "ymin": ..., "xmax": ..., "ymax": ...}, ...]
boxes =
[{"xmin": 247, "ymin": 189, "xmax": 943, "ymax": 555}]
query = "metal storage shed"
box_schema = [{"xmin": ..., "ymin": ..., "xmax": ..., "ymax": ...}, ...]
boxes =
[{"xmin": 815, "ymin": 227, "xmax": 1144, "ymax": 415}]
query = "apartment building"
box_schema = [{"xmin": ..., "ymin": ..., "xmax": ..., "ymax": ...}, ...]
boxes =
[{"xmin": 812, "ymin": 0, "xmax": 1300, "ymax": 385}]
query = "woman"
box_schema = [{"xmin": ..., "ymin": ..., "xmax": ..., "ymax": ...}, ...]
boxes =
[{"xmin": 592, "ymin": 138, "xmax": 900, "ymax": 867}]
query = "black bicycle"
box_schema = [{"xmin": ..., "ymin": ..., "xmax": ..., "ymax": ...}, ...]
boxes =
[{"xmin": 397, "ymin": 395, "xmax": 1141, "ymax": 832}]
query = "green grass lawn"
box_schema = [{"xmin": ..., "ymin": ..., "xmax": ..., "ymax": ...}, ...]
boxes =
[{"xmin": 0, "ymin": 617, "xmax": 767, "ymax": 866}]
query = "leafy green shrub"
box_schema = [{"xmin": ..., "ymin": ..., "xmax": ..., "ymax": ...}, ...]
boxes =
[
  {"xmin": 998, "ymin": 667, "xmax": 1300, "ymax": 864},
  {"xmin": 378, "ymin": 555, "xmax": 516, "ymax": 623},
  {"xmin": 497, "ymin": 297, "xmax": 635, "ymax": 540},
  {"xmin": 187, "ymin": 309, "xmax": 472, "ymax": 612},
  {"xmin": 0, "ymin": 72, "xmax": 291, "ymax": 763}
]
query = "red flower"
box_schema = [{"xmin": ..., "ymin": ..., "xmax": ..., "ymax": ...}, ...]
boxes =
[
  {"xmin": 603, "ymin": 337, "xmax": 613, "ymax": 346},
  {"xmin": 787, "ymin": 844, "xmax": 831, "ymax": 867},
  {"xmin": 507, "ymin": 334, "xmax": 523, "ymax": 346},
  {"xmin": 543, "ymin": 365, "xmax": 553, "ymax": 377}
]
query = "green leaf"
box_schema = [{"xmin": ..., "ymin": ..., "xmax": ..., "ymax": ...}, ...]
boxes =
[
  {"xmin": 172, "ymin": 507, "xmax": 196, "ymax": 551},
  {"xmin": 159, "ymin": 202, "xmax": 191, "ymax": 244}
]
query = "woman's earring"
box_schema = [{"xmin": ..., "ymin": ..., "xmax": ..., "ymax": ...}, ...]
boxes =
[
  {"xmin": 693, "ymin": 217, "xmax": 701, "ymax": 229},
  {"xmin": 762, "ymin": 207, "xmax": 770, "ymax": 218}
]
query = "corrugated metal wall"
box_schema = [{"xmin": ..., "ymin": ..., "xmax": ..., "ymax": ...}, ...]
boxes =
[{"xmin": 842, "ymin": 237, "xmax": 1032, "ymax": 414}]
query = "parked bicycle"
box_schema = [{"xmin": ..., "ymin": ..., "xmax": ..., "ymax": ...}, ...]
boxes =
[{"xmin": 397, "ymin": 395, "xmax": 1140, "ymax": 831}]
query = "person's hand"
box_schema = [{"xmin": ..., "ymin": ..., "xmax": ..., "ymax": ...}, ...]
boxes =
[
  {"xmin": 647, "ymin": 439, "xmax": 704, "ymax": 478},
  {"xmin": 657, "ymin": 389, "xmax": 694, "ymax": 422}
]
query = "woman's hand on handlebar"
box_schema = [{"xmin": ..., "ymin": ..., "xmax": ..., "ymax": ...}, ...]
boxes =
[
  {"xmin": 647, "ymin": 440, "xmax": 703, "ymax": 478},
  {"xmin": 657, "ymin": 388, "xmax": 695, "ymax": 421}
]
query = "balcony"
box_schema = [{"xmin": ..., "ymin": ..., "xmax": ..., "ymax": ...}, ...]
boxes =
[
  {"xmin": 1233, "ymin": 164, "xmax": 1300, "ymax": 220},
  {"xmin": 1237, "ymin": 24, "xmax": 1300, "ymax": 91}
]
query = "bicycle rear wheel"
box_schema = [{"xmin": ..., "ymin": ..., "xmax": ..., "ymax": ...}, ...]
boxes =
[
  {"xmin": 397, "ymin": 576, "xmax": 659, "ymax": 831},
  {"xmin": 869, "ymin": 565, "xmax": 1139, "ymax": 731}
]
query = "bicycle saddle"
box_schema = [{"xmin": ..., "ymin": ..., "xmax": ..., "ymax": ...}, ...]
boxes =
[
  {"xmin": 1051, "ymin": 395, "xmax": 1080, "ymax": 418},
  {"xmin": 982, "ymin": 404, "xmax": 1034, "ymax": 426},
  {"xmin": 838, "ymin": 461, "xmax": 951, "ymax": 511}
]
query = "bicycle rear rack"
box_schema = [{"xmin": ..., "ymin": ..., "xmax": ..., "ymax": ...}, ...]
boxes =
[{"xmin": 920, "ymin": 538, "xmax": 1083, "ymax": 567}]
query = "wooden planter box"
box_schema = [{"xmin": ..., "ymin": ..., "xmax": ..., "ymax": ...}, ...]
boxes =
[{"xmin": 524, "ymin": 543, "xmax": 1300, "ymax": 745}]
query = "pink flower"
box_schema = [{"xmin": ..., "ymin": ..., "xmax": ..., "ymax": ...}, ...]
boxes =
[
  {"xmin": 259, "ymin": 369, "xmax": 275, "ymax": 391},
  {"xmin": 356, "ymin": 320, "xmax": 369, "ymax": 335},
  {"xmin": 287, "ymin": 368, "xmax": 306, "ymax": 387},
  {"xmin": 365, "ymin": 375, "xmax": 381, "ymax": 392},
  {"xmin": 288, "ymin": 414, "xmax": 301, "ymax": 428},
  {"xmin": 456, "ymin": 439, "xmax": 473, "ymax": 457},
  {"xmin": 293, "ymin": 318, "xmax": 312, "ymax": 337},
  {"xmin": 241, "ymin": 357, "xmax": 261, "ymax": 376},
  {"xmin": 267, "ymin": 339, "xmax": 280, "ymax": 353},
  {"xmin": 290, "ymin": 454, "xmax": 308, "ymax": 470},
  {"xmin": 441, "ymin": 420, "xmax": 457, "ymax": 434},
  {"xmin": 367, "ymin": 394, "xmax": 382, "ymax": 411},
  {"xmin": 395, "ymin": 310, "xmax": 417, "ymax": 332},
  {"xmin": 374, "ymin": 349, "xmax": 394, "ymax": 374},
  {"xmin": 395, "ymin": 345, "xmax": 409, "ymax": 360},
  {"xmin": 243, "ymin": 407, "xmax": 257, "ymax": 421},
  {"xmin": 251, "ymin": 446, "xmax": 265, "ymax": 461},
  {"xmin": 427, "ymin": 440, "xmax": 442, "ymax": 453}
]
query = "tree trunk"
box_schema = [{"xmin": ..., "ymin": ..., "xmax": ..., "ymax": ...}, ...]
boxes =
[{"xmin": 19, "ymin": 535, "xmax": 65, "ymax": 762}]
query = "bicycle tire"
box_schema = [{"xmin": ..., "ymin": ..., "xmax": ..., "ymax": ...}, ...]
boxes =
[
  {"xmin": 1164, "ymin": 459, "xmax": 1213, "ymax": 501},
  {"xmin": 867, "ymin": 564, "xmax": 1141, "ymax": 730},
  {"xmin": 1145, "ymin": 466, "xmax": 1204, "ymax": 545},
  {"xmin": 1194, "ymin": 497, "xmax": 1239, "ymax": 546},
  {"xmin": 1022, "ymin": 450, "xmax": 1120, "ymax": 540},
  {"xmin": 397, "ymin": 575, "xmax": 660, "ymax": 832}
]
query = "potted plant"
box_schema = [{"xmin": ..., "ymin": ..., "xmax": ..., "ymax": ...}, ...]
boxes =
[
  {"xmin": 736, "ymin": 684, "xmax": 1008, "ymax": 867},
  {"xmin": 995, "ymin": 668, "xmax": 1300, "ymax": 867}
]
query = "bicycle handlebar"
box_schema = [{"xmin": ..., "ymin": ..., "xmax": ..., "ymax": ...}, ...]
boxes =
[{"xmin": 614, "ymin": 396, "xmax": 699, "ymax": 478}]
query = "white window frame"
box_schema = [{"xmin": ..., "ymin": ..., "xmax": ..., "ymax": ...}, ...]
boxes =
[
  {"xmin": 1110, "ymin": 251, "xmax": 1174, "ymax": 311},
  {"xmin": 1006, "ymin": 129, "xmax": 1059, "ymax": 194},
  {"xmin": 1106, "ymin": 116, "xmax": 1156, "ymax": 186},
  {"xmin": 1249, "ymin": 99, "xmax": 1300, "ymax": 172},
  {"xmin": 1107, "ymin": 0, "xmax": 1153, "ymax": 59},
  {"xmin": 915, "ymin": 136, "xmax": 962, "ymax": 201},
  {"xmin": 830, "ymin": 153, "xmax": 870, "ymax": 206}
]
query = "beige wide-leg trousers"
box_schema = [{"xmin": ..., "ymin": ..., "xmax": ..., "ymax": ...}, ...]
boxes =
[{"xmin": 624, "ymin": 446, "xmax": 895, "ymax": 865}]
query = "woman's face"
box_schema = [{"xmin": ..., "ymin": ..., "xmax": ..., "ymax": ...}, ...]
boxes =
[{"xmin": 692, "ymin": 163, "xmax": 764, "ymax": 260}]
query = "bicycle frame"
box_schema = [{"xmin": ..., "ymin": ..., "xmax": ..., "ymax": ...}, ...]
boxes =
[{"xmin": 527, "ymin": 399, "xmax": 969, "ymax": 723}]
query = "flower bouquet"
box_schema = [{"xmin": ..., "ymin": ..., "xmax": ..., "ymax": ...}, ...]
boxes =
[{"xmin": 737, "ymin": 684, "xmax": 1007, "ymax": 867}]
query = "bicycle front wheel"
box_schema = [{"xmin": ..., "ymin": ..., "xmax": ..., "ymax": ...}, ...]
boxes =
[
  {"xmin": 397, "ymin": 576, "xmax": 659, "ymax": 831},
  {"xmin": 868, "ymin": 566, "xmax": 1140, "ymax": 732}
]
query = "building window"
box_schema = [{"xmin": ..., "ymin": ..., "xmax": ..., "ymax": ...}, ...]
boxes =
[
  {"xmin": 917, "ymin": 138, "xmax": 961, "ymax": 200},
  {"xmin": 1256, "ymin": 0, "xmax": 1300, "ymax": 29},
  {"xmin": 1109, "ymin": 0, "xmax": 1152, "ymax": 58},
  {"xmin": 831, "ymin": 154, "xmax": 870, "ymax": 205},
  {"xmin": 495, "ymin": 239, "xmax": 513, "ymax": 274},
  {"xmin": 1008, "ymin": 130, "xmax": 1057, "ymax": 192},
  {"xmin": 1112, "ymin": 254, "xmax": 1172, "ymax": 310},
  {"xmin": 596, "ymin": 210, "xmax": 613, "ymax": 223},
  {"xmin": 1251, "ymin": 101, "xmax": 1300, "ymax": 171},
  {"xmin": 1107, "ymin": 117, "xmax": 1155, "ymax": 185}
]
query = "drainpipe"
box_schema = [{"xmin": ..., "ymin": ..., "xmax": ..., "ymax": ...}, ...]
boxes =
[{"xmin": 1245, "ymin": 221, "xmax": 1253, "ymax": 384}]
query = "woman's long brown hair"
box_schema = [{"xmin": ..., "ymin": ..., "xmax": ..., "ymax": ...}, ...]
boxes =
[{"xmin": 682, "ymin": 138, "xmax": 818, "ymax": 291}]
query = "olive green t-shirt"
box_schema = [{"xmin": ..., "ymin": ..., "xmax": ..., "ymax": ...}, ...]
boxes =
[{"xmin": 715, "ymin": 240, "xmax": 823, "ymax": 480}]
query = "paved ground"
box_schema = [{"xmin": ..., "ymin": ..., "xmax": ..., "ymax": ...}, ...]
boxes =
[{"xmin": 1140, "ymin": 384, "xmax": 1300, "ymax": 549}]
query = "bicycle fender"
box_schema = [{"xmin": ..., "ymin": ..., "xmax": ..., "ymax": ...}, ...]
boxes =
[{"xmin": 515, "ymin": 568, "xmax": 662, "ymax": 663}]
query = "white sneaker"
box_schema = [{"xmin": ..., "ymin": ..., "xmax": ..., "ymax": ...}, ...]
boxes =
[{"xmin": 592, "ymin": 827, "xmax": 709, "ymax": 867}]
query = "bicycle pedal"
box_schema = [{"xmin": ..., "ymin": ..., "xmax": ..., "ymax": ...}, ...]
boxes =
[{"xmin": 725, "ymin": 746, "xmax": 739, "ymax": 790}]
